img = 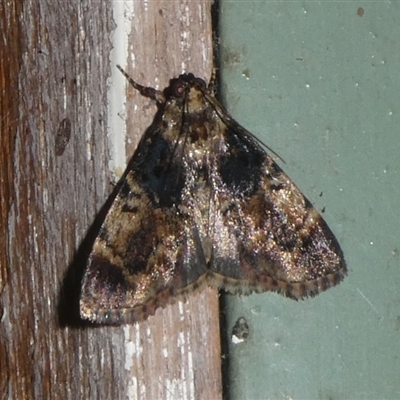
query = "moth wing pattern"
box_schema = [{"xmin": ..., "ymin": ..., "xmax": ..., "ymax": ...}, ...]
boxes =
[
  {"xmin": 80, "ymin": 126, "xmax": 209, "ymax": 324},
  {"xmin": 207, "ymin": 123, "xmax": 346, "ymax": 298}
]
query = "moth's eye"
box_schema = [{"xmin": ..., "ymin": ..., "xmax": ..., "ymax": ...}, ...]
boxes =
[{"xmin": 173, "ymin": 81, "xmax": 187, "ymax": 98}]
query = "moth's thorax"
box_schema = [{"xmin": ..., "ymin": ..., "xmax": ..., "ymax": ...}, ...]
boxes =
[
  {"xmin": 162, "ymin": 92, "xmax": 222, "ymax": 152},
  {"xmin": 186, "ymin": 85, "xmax": 209, "ymax": 112}
]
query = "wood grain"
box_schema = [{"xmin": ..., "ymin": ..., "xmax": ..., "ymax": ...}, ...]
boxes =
[{"xmin": 0, "ymin": 1, "xmax": 222, "ymax": 398}]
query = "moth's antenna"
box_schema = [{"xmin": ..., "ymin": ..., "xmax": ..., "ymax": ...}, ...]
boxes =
[
  {"xmin": 166, "ymin": 82, "xmax": 191, "ymax": 189},
  {"xmin": 116, "ymin": 65, "xmax": 166, "ymax": 104}
]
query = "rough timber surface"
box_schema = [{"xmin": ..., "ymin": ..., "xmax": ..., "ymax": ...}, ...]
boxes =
[{"xmin": 0, "ymin": 1, "xmax": 221, "ymax": 399}]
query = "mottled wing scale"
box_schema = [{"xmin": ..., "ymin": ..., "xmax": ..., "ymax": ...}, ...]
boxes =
[
  {"xmin": 80, "ymin": 67, "xmax": 346, "ymax": 324},
  {"xmin": 80, "ymin": 173, "xmax": 208, "ymax": 324},
  {"xmin": 80, "ymin": 107, "xmax": 210, "ymax": 324},
  {"xmin": 207, "ymin": 128, "xmax": 345, "ymax": 298},
  {"xmin": 190, "ymin": 100, "xmax": 346, "ymax": 298}
]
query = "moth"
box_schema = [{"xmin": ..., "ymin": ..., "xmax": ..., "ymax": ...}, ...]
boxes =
[{"xmin": 80, "ymin": 66, "xmax": 346, "ymax": 324}]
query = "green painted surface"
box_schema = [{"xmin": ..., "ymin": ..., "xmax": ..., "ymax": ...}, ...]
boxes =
[{"xmin": 219, "ymin": 2, "xmax": 400, "ymax": 399}]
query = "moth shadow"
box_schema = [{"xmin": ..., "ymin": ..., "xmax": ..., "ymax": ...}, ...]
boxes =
[{"xmin": 57, "ymin": 175, "xmax": 127, "ymax": 329}]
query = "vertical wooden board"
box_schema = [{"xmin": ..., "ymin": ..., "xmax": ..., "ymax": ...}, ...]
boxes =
[
  {"xmin": 1, "ymin": 0, "xmax": 222, "ymax": 399},
  {"xmin": 109, "ymin": 2, "xmax": 222, "ymax": 398}
]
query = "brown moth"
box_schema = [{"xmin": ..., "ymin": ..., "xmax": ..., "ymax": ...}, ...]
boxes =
[{"xmin": 80, "ymin": 67, "xmax": 346, "ymax": 324}]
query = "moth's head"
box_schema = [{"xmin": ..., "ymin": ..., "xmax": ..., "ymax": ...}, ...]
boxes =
[{"xmin": 164, "ymin": 73, "xmax": 209, "ymax": 105}]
